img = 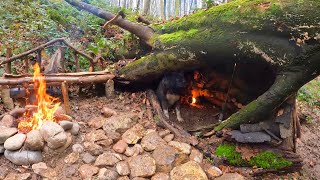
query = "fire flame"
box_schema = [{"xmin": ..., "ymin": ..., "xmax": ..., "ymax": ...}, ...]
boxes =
[{"xmin": 18, "ymin": 63, "xmax": 60, "ymax": 133}]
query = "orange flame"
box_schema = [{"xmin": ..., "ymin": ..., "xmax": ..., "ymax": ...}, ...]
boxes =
[{"xmin": 18, "ymin": 63, "xmax": 60, "ymax": 133}]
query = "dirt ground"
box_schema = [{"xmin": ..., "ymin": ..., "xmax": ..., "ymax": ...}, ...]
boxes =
[{"xmin": 0, "ymin": 88, "xmax": 319, "ymax": 179}]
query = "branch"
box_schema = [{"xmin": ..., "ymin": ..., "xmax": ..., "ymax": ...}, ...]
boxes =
[
  {"xmin": 64, "ymin": 0, "xmax": 154, "ymax": 44},
  {"xmin": 0, "ymin": 38, "xmax": 93, "ymax": 65}
]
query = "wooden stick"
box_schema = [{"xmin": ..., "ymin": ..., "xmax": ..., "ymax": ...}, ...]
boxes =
[
  {"xmin": 0, "ymin": 38, "xmax": 94, "ymax": 65},
  {"xmin": 24, "ymin": 58, "xmax": 29, "ymax": 74},
  {"xmin": 61, "ymin": 82, "xmax": 71, "ymax": 115},
  {"xmin": 0, "ymin": 73, "xmax": 114, "ymax": 85},
  {"xmin": 5, "ymin": 48, "xmax": 12, "ymax": 74},
  {"xmin": 103, "ymin": 11, "xmax": 124, "ymax": 29},
  {"xmin": 74, "ymin": 51, "xmax": 80, "ymax": 72},
  {"xmin": 36, "ymin": 50, "xmax": 42, "ymax": 71},
  {"xmin": 4, "ymin": 71, "xmax": 111, "ymax": 78}
]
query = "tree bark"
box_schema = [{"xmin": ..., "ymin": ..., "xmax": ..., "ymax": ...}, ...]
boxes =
[
  {"xmin": 143, "ymin": 0, "xmax": 151, "ymax": 15},
  {"xmin": 64, "ymin": 0, "xmax": 154, "ymax": 44}
]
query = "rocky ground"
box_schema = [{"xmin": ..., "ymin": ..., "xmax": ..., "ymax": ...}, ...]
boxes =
[{"xmin": 0, "ymin": 90, "xmax": 318, "ymax": 179}]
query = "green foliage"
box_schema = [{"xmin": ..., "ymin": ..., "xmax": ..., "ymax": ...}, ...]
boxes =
[
  {"xmin": 249, "ymin": 151, "xmax": 293, "ymax": 169},
  {"xmin": 216, "ymin": 144, "xmax": 292, "ymax": 169},
  {"xmin": 216, "ymin": 144, "xmax": 248, "ymax": 166},
  {"xmin": 298, "ymin": 79, "xmax": 320, "ymax": 106}
]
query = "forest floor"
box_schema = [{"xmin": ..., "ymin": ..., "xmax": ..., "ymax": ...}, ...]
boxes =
[{"xmin": 0, "ymin": 85, "xmax": 319, "ymax": 179}]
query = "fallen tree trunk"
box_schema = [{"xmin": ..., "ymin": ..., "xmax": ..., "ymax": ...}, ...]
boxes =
[{"xmin": 66, "ymin": 0, "xmax": 320, "ymax": 130}]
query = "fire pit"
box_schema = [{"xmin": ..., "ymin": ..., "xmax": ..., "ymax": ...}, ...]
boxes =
[{"xmin": 0, "ymin": 64, "xmax": 80, "ymax": 165}]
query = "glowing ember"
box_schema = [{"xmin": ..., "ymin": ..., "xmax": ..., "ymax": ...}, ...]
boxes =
[
  {"xmin": 18, "ymin": 63, "xmax": 60, "ymax": 133},
  {"xmin": 192, "ymin": 97, "xmax": 197, "ymax": 104}
]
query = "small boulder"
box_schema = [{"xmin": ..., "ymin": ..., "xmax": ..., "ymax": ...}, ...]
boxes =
[
  {"xmin": 88, "ymin": 116, "xmax": 106, "ymax": 129},
  {"xmin": 151, "ymin": 173, "xmax": 170, "ymax": 180},
  {"xmin": 141, "ymin": 132, "xmax": 166, "ymax": 151},
  {"xmin": 168, "ymin": 141, "xmax": 192, "ymax": 154},
  {"xmin": 215, "ymin": 173, "xmax": 245, "ymax": 180},
  {"xmin": 82, "ymin": 152, "xmax": 96, "ymax": 164},
  {"xmin": 152, "ymin": 145, "xmax": 180, "ymax": 173},
  {"xmin": 98, "ymin": 168, "xmax": 119, "ymax": 180},
  {"xmin": 78, "ymin": 164, "xmax": 99, "ymax": 179},
  {"xmin": 0, "ymin": 114, "xmax": 15, "ymax": 127},
  {"xmin": 122, "ymin": 124, "xmax": 146, "ymax": 144},
  {"xmin": 116, "ymin": 161, "xmax": 130, "ymax": 176},
  {"xmin": 32, "ymin": 162, "xmax": 48, "ymax": 174},
  {"xmin": 4, "ymin": 150, "xmax": 42, "ymax": 165},
  {"xmin": 189, "ymin": 149, "xmax": 203, "ymax": 163},
  {"xmin": 170, "ymin": 161, "xmax": 208, "ymax": 180},
  {"xmin": 205, "ymin": 166, "xmax": 223, "ymax": 179},
  {"xmin": 103, "ymin": 113, "xmax": 137, "ymax": 133},
  {"xmin": 40, "ymin": 121, "xmax": 67, "ymax": 149},
  {"xmin": 72, "ymin": 144, "xmax": 84, "ymax": 153},
  {"xmin": 64, "ymin": 152, "xmax": 80, "ymax": 164},
  {"xmin": 158, "ymin": 130, "xmax": 171, "ymax": 138},
  {"xmin": 4, "ymin": 133, "xmax": 26, "ymax": 151},
  {"xmin": 128, "ymin": 154, "xmax": 156, "ymax": 177},
  {"xmin": 59, "ymin": 121, "xmax": 73, "ymax": 131},
  {"xmin": 163, "ymin": 134, "xmax": 174, "ymax": 142},
  {"xmin": 84, "ymin": 142, "xmax": 104, "ymax": 156},
  {"xmin": 71, "ymin": 122, "xmax": 80, "ymax": 135},
  {"xmin": 9, "ymin": 108, "xmax": 26, "ymax": 118},
  {"xmin": 124, "ymin": 144, "xmax": 143, "ymax": 157},
  {"xmin": 101, "ymin": 106, "xmax": 117, "ymax": 118},
  {"xmin": 0, "ymin": 127, "xmax": 18, "ymax": 144},
  {"xmin": 25, "ymin": 130, "xmax": 45, "ymax": 151},
  {"xmin": 95, "ymin": 152, "xmax": 122, "ymax": 167},
  {"xmin": 113, "ymin": 139, "xmax": 128, "ymax": 154}
]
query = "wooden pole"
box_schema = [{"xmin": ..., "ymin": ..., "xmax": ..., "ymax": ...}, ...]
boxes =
[
  {"xmin": 36, "ymin": 49, "xmax": 42, "ymax": 71},
  {"xmin": 73, "ymin": 51, "xmax": 80, "ymax": 72},
  {"xmin": 61, "ymin": 82, "xmax": 71, "ymax": 115},
  {"xmin": 24, "ymin": 58, "xmax": 29, "ymax": 74},
  {"xmin": 5, "ymin": 48, "xmax": 12, "ymax": 74}
]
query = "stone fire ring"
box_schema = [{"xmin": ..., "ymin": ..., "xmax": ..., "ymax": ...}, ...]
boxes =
[{"xmin": 0, "ymin": 108, "xmax": 80, "ymax": 165}]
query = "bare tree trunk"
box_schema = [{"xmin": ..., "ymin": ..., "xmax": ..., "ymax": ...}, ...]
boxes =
[
  {"xmin": 143, "ymin": 0, "xmax": 151, "ymax": 15},
  {"xmin": 160, "ymin": 0, "xmax": 165, "ymax": 20},
  {"xmin": 175, "ymin": 0, "xmax": 179, "ymax": 16}
]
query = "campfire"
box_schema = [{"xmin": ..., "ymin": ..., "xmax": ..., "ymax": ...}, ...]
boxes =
[
  {"xmin": 0, "ymin": 63, "xmax": 80, "ymax": 166},
  {"xmin": 18, "ymin": 63, "xmax": 61, "ymax": 133}
]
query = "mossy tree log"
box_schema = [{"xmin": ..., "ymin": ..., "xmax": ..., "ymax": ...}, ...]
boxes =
[{"xmin": 66, "ymin": 0, "xmax": 320, "ymax": 130}]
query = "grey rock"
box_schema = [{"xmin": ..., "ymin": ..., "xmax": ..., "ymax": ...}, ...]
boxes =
[
  {"xmin": 0, "ymin": 114, "xmax": 15, "ymax": 127},
  {"xmin": 116, "ymin": 161, "xmax": 130, "ymax": 176},
  {"xmin": 84, "ymin": 142, "xmax": 104, "ymax": 156},
  {"xmin": 71, "ymin": 122, "xmax": 80, "ymax": 135},
  {"xmin": 95, "ymin": 152, "xmax": 122, "ymax": 167},
  {"xmin": 98, "ymin": 168, "xmax": 119, "ymax": 180},
  {"xmin": 59, "ymin": 121, "xmax": 74, "ymax": 131},
  {"xmin": 0, "ymin": 127, "xmax": 18, "ymax": 144},
  {"xmin": 40, "ymin": 121, "xmax": 67, "ymax": 149},
  {"xmin": 9, "ymin": 108, "xmax": 26, "ymax": 118},
  {"xmin": 4, "ymin": 133, "xmax": 26, "ymax": 150},
  {"xmin": 4, "ymin": 150, "xmax": 42, "ymax": 165},
  {"xmin": 141, "ymin": 131, "xmax": 166, "ymax": 151},
  {"xmin": 82, "ymin": 152, "xmax": 96, "ymax": 164},
  {"xmin": 25, "ymin": 130, "xmax": 45, "ymax": 151},
  {"xmin": 128, "ymin": 154, "xmax": 156, "ymax": 177},
  {"xmin": 231, "ymin": 130, "xmax": 271, "ymax": 143},
  {"xmin": 72, "ymin": 143, "xmax": 84, "ymax": 153},
  {"xmin": 64, "ymin": 165, "xmax": 77, "ymax": 178}
]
